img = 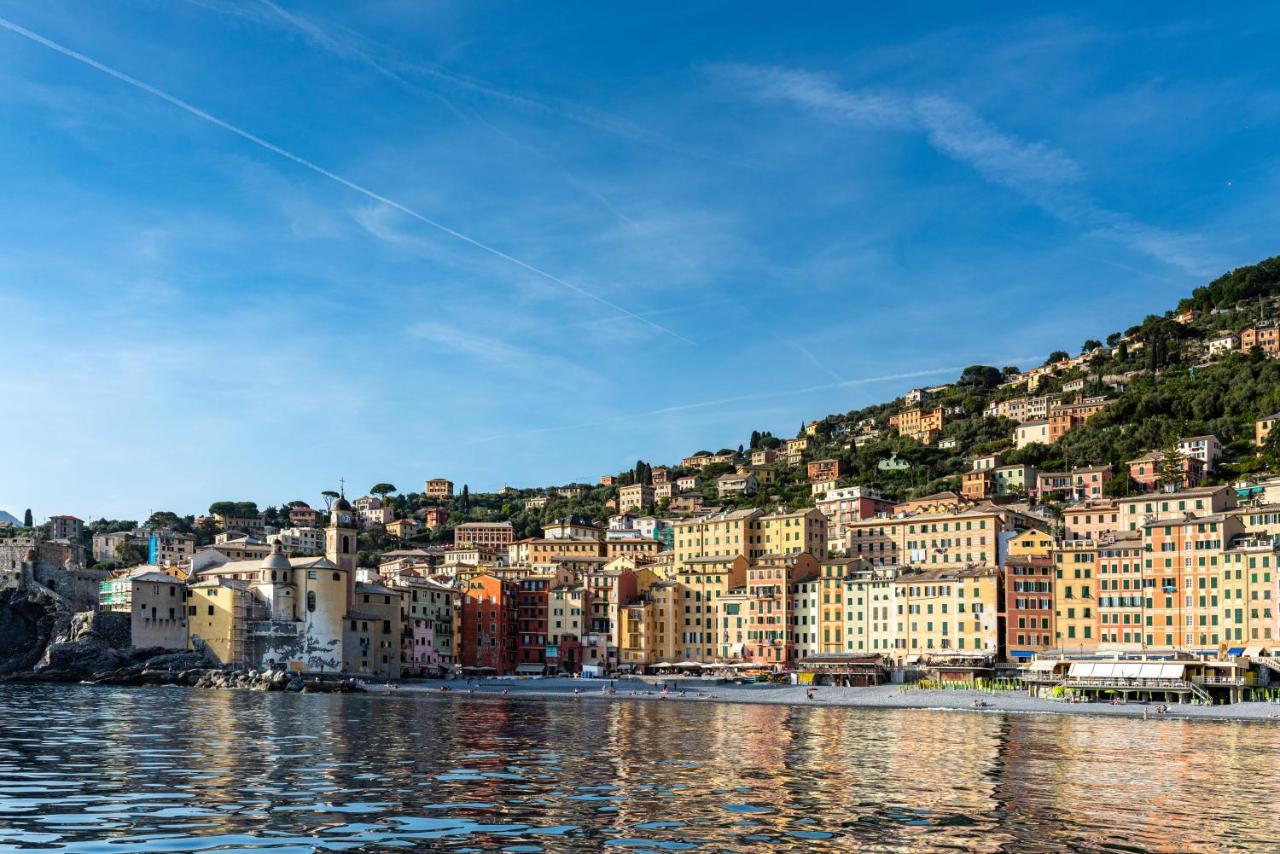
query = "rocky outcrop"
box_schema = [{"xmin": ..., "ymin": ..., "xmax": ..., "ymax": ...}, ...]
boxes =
[
  {"xmin": 0, "ymin": 592, "xmax": 366, "ymax": 693},
  {"xmin": 0, "ymin": 584, "xmax": 63, "ymax": 675}
]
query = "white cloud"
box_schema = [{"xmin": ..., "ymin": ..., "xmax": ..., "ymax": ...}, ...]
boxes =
[
  {"xmin": 719, "ymin": 63, "xmax": 1219, "ymax": 276},
  {"xmin": 407, "ymin": 320, "xmax": 608, "ymax": 390}
]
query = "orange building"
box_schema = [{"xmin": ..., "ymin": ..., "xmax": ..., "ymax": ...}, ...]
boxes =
[
  {"xmin": 1241, "ymin": 322, "xmax": 1280, "ymax": 356},
  {"xmin": 962, "ymin": 469, "xmax": 995, "ymax": 500},
  {"xmin": 459, "ymin": 574, "xmax": 517, "ymax": 674},
  {"xmin": 1142, "ymin": 513, "xmax": 1243, "ymax": 649},
  {"xmin": 421, "ymin": 506, "xmax": 449, "ymax": 528},
  {"xmin": 807, "ymin": 459, "xmax": 842, "ymax": 483},
  {"xmin": 1047, "ymin": 395, "xmax": 1110, "ymax": 443}
]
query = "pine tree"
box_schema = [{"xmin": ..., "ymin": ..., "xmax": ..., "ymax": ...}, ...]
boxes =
[
  {"xmin": 22, "ymin": 509, "xmax": 32, "ymax": 528},
  {"xmin": 461, "ymin": 484, "xmax": 471, "ymax": 512},
  {"xmin": 1156, "ymin": 436, "xmax": 1186, "ymax": 491},
  {"xmin": 750, "ymin": 430, "xmax": 761, "ymax": 449}
]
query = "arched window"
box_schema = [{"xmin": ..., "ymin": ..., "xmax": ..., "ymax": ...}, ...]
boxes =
[
  {"xmin": 342, "ymin": 534, "xmax": 351, "ymax": 554},
  {"xmin": 307, "ymin": 591, "xmax": 316, "ymax": 613}
]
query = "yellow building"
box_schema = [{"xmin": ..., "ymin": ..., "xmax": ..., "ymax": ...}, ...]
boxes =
[
  {"xmin": 187, "ymin": 577, "xmax": 249, "ymax": 667},
  {"xmin": 1256, "ymin": 412, "xmax": 1280, "ymax": 446},
  {"xmin": 760, "ymin": 508, "xmax": 828, "ymax": 560},
  {"xmin": 813, "ymin": 558, "xmax": 859, "ymax": 654},
  {"xmin": 894, "ymin": 566, "xmax": 1000, "ymax": 656},
  {"xmin": 891, "ymin": 406, "xmax": 945, "ymax": 443},
  {"xmin": 425, "ymin": 478, "xmax": 454, "ymax": 499},
  {"xmin": 673, "ymin": 508, "xmax": 764, "ymax": 572},
  {"xmin": 1053, "ymin": 541, "xmax": 1098, "ymax": 651},
  {"xmin": 850, "ymin": 505, "xmax": 1025, "ymax": 568},
  {"xmin": 620, "ymin": 581, "xmax": 682, "ymax": 669},
  {"xmin": 1219, "ymin": 538, "xmax": 1277, "ymax": 646},
  {"xmin": 676, "ymin": 554, "xmax": 749, "ymax": 661},
  {"xmin": 1007, "ymin": 529, "xmax": 1054, "ymax": 559}
]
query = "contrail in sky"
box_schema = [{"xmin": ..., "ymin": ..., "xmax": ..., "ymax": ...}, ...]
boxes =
[
  {"xmin": 0, "ymin": 15, "xmax": 693, "ymax": 344},
  {"xmin": 465, "ymin": 356, "xmax": 1047, "ymax": 444}
]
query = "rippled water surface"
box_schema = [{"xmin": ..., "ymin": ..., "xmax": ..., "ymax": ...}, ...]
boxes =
[{"xmin": 1, "ymin": 685, "xmax": 1278, "ymax": 851}]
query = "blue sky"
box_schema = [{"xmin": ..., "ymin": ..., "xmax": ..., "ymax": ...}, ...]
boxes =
[{"xmin": 1, "ymin": 2, "xmax": 1277, "ymax": 522}]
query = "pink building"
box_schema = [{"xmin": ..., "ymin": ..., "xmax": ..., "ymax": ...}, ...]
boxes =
[
  {"xmin": 745, "ymin": 553, "xmax": 818, "ymax": 668},
  {"xmin": 1128, "ymin": 452, "xmax": 1205, "ymax": 492}
]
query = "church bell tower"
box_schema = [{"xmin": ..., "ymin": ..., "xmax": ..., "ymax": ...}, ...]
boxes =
[{"xmin": 326, "ymin": 491, "xmax": 357, "ymax": 611}]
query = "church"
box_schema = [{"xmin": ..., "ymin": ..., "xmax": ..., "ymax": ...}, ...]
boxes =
[{"xmin": 189, "ymin": 494, "xmax": 400, "ymax": 678}]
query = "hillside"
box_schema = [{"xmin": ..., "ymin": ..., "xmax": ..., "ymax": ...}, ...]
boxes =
[{"xmin": 151, "ymin": 254, "xmax": 1280, "ymax": 567}]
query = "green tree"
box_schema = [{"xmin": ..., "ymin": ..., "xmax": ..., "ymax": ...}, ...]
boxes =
[
  {"xmin": 460, "ymin": 484, "xmax": 471, "ymax": 512},
  {"xmin": 115, "ymin": 540, "xmax": 147, "ymax": 567},
  {"xmin": 1156, "ymin": 436, "xmax": 1187, "ymax": 490},
  {"xmin": 370, "ymin": 483, "xmax": 398, "ymax": 503},
  {"xmin": 959, "ymin": 365, "xmax": 1001, "ymax": 390},
  {"xmin": 1046, "ymin": 351, "xmax": 1069, "ymax": 365},
  {"xmin": 1261, "ymin": 426, "xmax": 1280, "ymax": 473},
  {"xmin": 194, "ymin": 516, "xmax": 219, "ymax": 546},
  {"xmin": 146, "ymin": 511, "xmax": 192, "ymax": 533},
  {"xmin": 320, "ymin": 490, "xmax": 340, "ymax": 511},
  {"xmin": 22, "ymin": 509, "xmax": 32, "ymax": 528},
  {"xmin": 1103, "ymin": 472, "xmax": 1140, "ymax": 498},
  {"xmin": 1082, "ymin": 339, "xmax": 1102, "ymax": 353},
  {"xmin": 208, "ymin": 501, "xmax": 258, "ymax": 518}
]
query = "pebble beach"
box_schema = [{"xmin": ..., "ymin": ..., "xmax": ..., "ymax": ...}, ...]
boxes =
[{"xmin": 382, "ymin": 676, "xmax": 1280, "ymax": 722}]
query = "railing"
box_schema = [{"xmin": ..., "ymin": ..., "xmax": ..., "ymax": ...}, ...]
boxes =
[
  {"xmin": 1255, "ymin": 656, "xmax": 1280, "ymax": 675},
  {"xmin": 1019, "ymin": 672, "xmax": 1064, "ymax": 684},
  {"xmin": 1063, "ymin": 676, "xmax": 1196, "ymax": 692},
  {"xmin": 1199, "ymin": 675, "xmax": 1247, "ymax": 686}
]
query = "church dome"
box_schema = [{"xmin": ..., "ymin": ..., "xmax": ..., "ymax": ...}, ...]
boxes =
[
  {"xmin": 333, "ymin": 495, "xmax": 353, "ymax": 512},
  {"xmin": 261, "ymin": 541, "xmax": 292, "ymax": 571}
]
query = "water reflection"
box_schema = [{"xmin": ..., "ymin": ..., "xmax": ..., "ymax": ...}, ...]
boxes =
[{"xmin": 0, "ymin": 685, "xmax": 1276, "ymax": 851}]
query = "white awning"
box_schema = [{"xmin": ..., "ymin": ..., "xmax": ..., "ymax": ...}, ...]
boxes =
[
  {"xmin": 515, "ymin": 663, "xmax": 545, "ymax": 674},
  {"xmin": 1028, "ymin": 660, "xmax": 1059, "ymax": 672},
  {"xmin": 1243, "ymin": 646, "xmax": 1268, "ymax": 658},
  {"xmin": 1068, "ymin": 662, "xmax": 1184, "ymax": 679}
]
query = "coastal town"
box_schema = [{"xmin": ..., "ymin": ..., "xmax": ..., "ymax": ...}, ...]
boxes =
[{"xmin": 6, "ymin": 285, "xmax": 1280, "ymax": 707}]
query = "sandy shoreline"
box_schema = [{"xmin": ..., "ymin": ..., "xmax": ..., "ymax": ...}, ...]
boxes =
[{"xmin": 371, "ymin": 676, "xmax": 1280, "ymax": 722}]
